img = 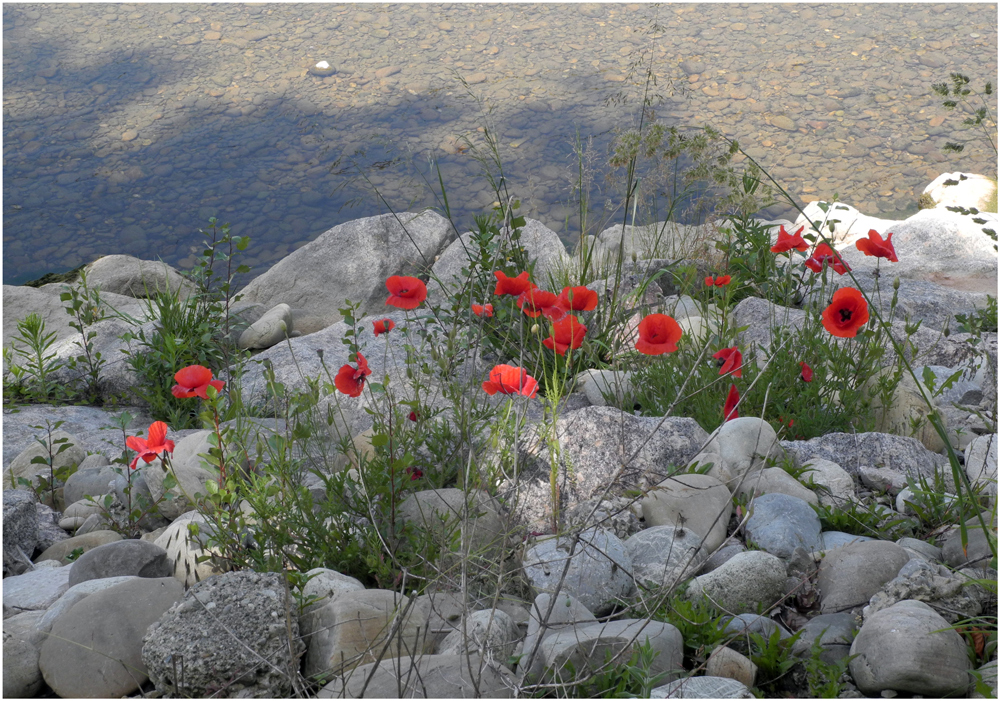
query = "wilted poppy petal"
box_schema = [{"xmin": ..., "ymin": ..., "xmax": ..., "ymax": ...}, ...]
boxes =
[
  {"xmin": 472, "ymin": 304, "xmax": 494, "ymax": 317},
  {"xmin": 724, "ymin": 384, "xmax": 740, "ymax": 422},
  {"xmin": 373, "ymin": 319, "xmax": 395, "ymax": 336},
  {"xmin": 805, "ymin": 243, "xmax": 851, "ymax": 275},
  {"xmin": 800, "ymin": 361, "xmax": 814, "ymax": 382}
]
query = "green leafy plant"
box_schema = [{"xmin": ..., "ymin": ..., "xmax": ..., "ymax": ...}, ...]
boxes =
[
  {"xmin": 60, "ymin": 268, "xmax": 107, "ymax": 403},
  {"xmin": 954, "ymin": 295, "xmax": 998, "ymax": 335},
  {"xmin": 800, "ymin": 636, "xmax": 855, "ymax": 698},
  {"xmin": 5, "ymin": 313, "xmax": 65, "ymax": 402},
  {"xmin": 17, "ymin": 420, "xmax": 78, "ymax": 509},
  {"xmin": 589, "ymin": 640, "xmax": 672, "ymax": 698},
  {"xmin": 931, "ymin": 73, "xmax": 997, "ymax": 161},
  {"xmin": 811, "ymin": 497, "xmax": 912, "ymax": 541},
  {"xmin": 747, "ymin": 627, "xmax": 802, "ymax": 696}
]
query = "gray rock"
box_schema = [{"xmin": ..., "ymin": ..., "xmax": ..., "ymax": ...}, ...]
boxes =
[
  {"xmin": 2, "ymin": 405, "xmax": 158, "ymax": 472},
  {"xmin": 429, "ymin": 218, "xmax": 568, "ymax": 302},
  {"xmin": 438, "ymin": 609, "xmax": 519, "ymax": 662},
  {"xmin": 791, "ymin": 612, "xmax": 858, "ymax": 665},
  {"xmin": 3, "ymin": 490, "xmax": 38, "ymax": 574},
  {"xmin": 625, "ymin": 525, "xmax": 708, "ymax": 590},
  {"xmin": 153, "ymin": 511, "xmax": 226, "ymax": 587},
  {"xmin": 34, "ymin": 501, "xmax": 70, "ymax": 553},
  {"xmin": 319, "ymin": 653, "xmax": 516, "ymax": 698},
  {"xmin": 865, "ymin": 558, "xmax": 983, "ymax": 624},
  {"xmin": 701, "ymin": 417, "xmax": 784, "ymax": 488},
  {"xmin": 59, "ymin": 496, "xmax": 106, "ymax": 530},
  {"xmin": 3, "ymin": 428, "xmax": 86, "ymax": 501},
  {"xmin": 685, "ymin": 551, "xmax": 787, "ymax": 614},
  {"xmin": 942, "ymin": 516, "xmax": 995, "ymax": 568},
  {"xmin": 642, "ymin": 473, "xmax": 732, "ymax": 553},
  {"xmin": 527, "ymin": 619, "xmax": 683, "ymax": 687},
  {"xmin": 820, "ymin": 531, "xmax": 873, "ymax": 550},
  {"xmin": 720, "ymin": 614, "xmax": 791, "ymax": 641},
  {"xmin": 732, "ymin": 297, "xmax": 807, "ymax": 359},
  {"xmin": 510, "ymin": 405, "xmax": 708, "ymax": 530},
  {"xmin": 48, "ymin": 315, "xmax": 151, "ymax": 403},
  {"xmin": 238, "ymin": 302, "xmax": 293, "ymax": 350},
  {"xmin": 964, "ymin": 433, "xmax": 997, "ymax": 495},
  {"xmin": 817, "ymin": 540, "xmax": 911, "ymax": 613},
  {"xmin": 519, "ymin": 591, "xmax": 598, "ymax": 680},
  {"xmin": 575, "ymin": 368, "xmax": 635, "ymax": 407},
  {"xmin": 38, "ymin": 575, "xmax": 139, "ymax": 633},
  {"xmin": 522, "ymin": 528, "xmax": 633, "ymax": 616},
  {"xmin": 66, "ymin": 538, "xmax": 172, "ymax": 586},
  {"xmin": 143, "ymin": 571, "xmax": 304, "ymax": 698},
  {"xmin": 35, "ymin": 529, "xmax": 123, "ymax": 564},
  {"xmin": 700, "ymin": 541, "xmax": 746, "ymax": 574},
  {"xmin": 300, "ymin": 588, "xmax": 429, "ymax": 679},
  {"xmin": 3, "ymin": 563, "xmax": 73, "ymax": 617},
  {"xmin": 782, "ymin": 431, "xmax": 946, "ymax": 480},
  {"xmin": 140, "ymin": 430, "xmax": 220, "ymax": 520},
  {"xmin": 39, "ymin": 577, "xmax": 183, "ymax": 698},
  {"xmin": 745, "ymin": 493, "xmax": 823, "ymax": 557},
  {"xmin": 301, "ymin": 567, "xmax": 366, "ymax": 615},
  {"xmin": 800, "ymin": 458, "xmax": 856, "ymax": 508},
  {"xmin": 836, "ymin": 207, "xmax": 998, "ymax": 288},
  {"xmin": 737, "ymin": 467, "xmax": 817, "ymax": 505},
  {"xmin": 651, "ymin": 675, "xmax": 753, "ymax": 698},
  {"xmin": 2, "ymin": 610, "xmax": 47, "ymax": 698},
  {"xmin": 563, "ymin": 495, "xmax": 642, "ymax": 540},
  {"xmin": 63, "ymin": 461, "xmax": 117, "ymax": 505},
  {"xmin": 896, "ymin": 537, "xmax": 942, "ymax": 563},
  {"xmin": 84, "ymin": 254, "xmax": 196, "ymax": 300},
  {"xmin": 850, "ymin": 599, "xmax": 972, "ymax": 697},
  {"xmin": 593, "ymin": 220, "xmax": 717, "ymax": 261},
  {"xmin": 972, "ymin": 659, "xmax": 998, "ymax": 698},
  {"xmin": 240, "ymin": 211, "xmax": 453, "ymax": 334},
  {"xmin": 397, "ymin": 488, "xmax": 507, "ymax": 574},
  {"xmin": 858, "ymin": 464, "xmax": 910, "ymax": 495},
  {"xmin": 705, "ymin": 645, "xmax": 757, "ymax": 688}
]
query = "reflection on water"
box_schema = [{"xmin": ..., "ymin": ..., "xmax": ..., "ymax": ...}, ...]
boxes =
[{"xmin": 3, "ymin": 3, "xmax": 996, "ymax": 285}]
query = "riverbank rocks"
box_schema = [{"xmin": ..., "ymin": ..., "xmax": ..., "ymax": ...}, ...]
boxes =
[
  {"xmin": 745, "ymin": 493, "xmax": 822, "ymax": 557},
  {"xmin": 3, "ymin": 610, "xmax": 46, "ymax": 697},
  {"xmin": 865, "ymin": 558, "xmax": 983, "ymax": 624},
  {"xmin": 141, "ymin": 430, "xmax": 220, "ymax": 520},
  {"xmin": 398, "ymin": 488, "xmax": 507, "ymax": 574},
  {"xmin": 429, "ymin": 218, "xmax": 568, "ymax": 302},
  {"xmin": 642, "ymin": 473, "xmax": 731, "ymax": 553},
  {"xmin": 40, "ymin": 576, "xmax": 183, "ymax": 698},
  {"xmin": 817, "ymin": 540, "xmax": 911, "ymax": 613},
  {"xmin": 791, "ymin": 612, "xmax": 858, "ymax": 665},
  {"xmin": 575, "ymin": 368, "xmax": 635, "ymax": 407},
  {"xmin": 438, "ymin": 608, "xmax": 519, "ymax": 661},
  {"xmin": 3, "ymin": 490, "xmax": 37, "ymax": 573},
  {"xmin": 522, "ymin": 528, "xmax": 633, "ymax": 616},
  {"xmin": 800, "ymin": 458, "xmax": 855, "ymax": 508},
  {"xmin": 923, "ymin": 172, "xmax": 998, "ymax": 213},
  {"xmin": 4, "ymin": 428, "xmax": 86, "ymax": 505},
  {"xmin": 965, "ymin": 433, "xmax": 997, "ymax": 495},
  {"xmin": 511, "ymin": 406, "xmax": 708, "ymax": 530},
  {"xmin": 84, "ymin": 254, "xmax": 197, "ymax": 300},
  {"xmin": 625, "ymin": 525, "xmax": 708, "ymax": 590},
  {"xmin": 685, "ymin": 550, "xmax": 786, "ymax": 614},
  {"xmin": 736, "ymin": 467, "xmax": 818, "ymax": 505},
  {"xmin": 850, "ymin": 599, "xmax": 972, "ymax": 697},
  {"xmin": 782, "ymin": 430, "xmax": 945, "ymax": 480},
  {"xmin": 66, "ymin": 538, "xmax": 172, "ymax": 586},
  {"xmin": 592, "ymin": 220, "xmax": 719, "ymax": 261},
  {"xmin": 526, "ymin": 618, "xmax": 683, "ymax": 687},
  {"xmin": 320, "ymin": 653, "xmax": 517, "ymax": 698},
  {"xmin": 706, "ymin": 645, "xmax": 757, "ymax": 688},
  {"xmin": 3, "ymin": 563, "xmax": 72, "ymax": 617},
  {"xmin": 651, "ymin": 676, "xmax": 753, "ymax": 698},
  {"xmin": 153, "ymin": 510, "xmax": 226, "ymax": 587},
  {"xmin": 301, "ymin": 588, "xmax": 430, "ymax": 679},
  {"xmin": 238, "ymin": 302, "xmax": 293, "ymax": 349},
  {"xmin": 143, "ymin": 571, "xmax": 303, "ymax": 698},
  {"xmin": 239, "ymin": 211, "xmax": 454, "ymax": 334},
  {"xmin": 701, "ymin": 417, "xmax": 784, "ymax": 489}
]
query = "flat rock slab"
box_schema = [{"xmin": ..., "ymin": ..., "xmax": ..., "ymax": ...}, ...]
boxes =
[
  {"xmin": 3, "ymin": 564, "xmax": 73, "ymax": 616},
  {"xmin": 39, "ymin": 577, "xmax": 183, "ymax": 698}
]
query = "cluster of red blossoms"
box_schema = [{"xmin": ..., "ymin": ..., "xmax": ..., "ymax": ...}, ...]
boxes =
[{"xmin": 126, "ymin": 365, "xmax": 227, "ymax": 469}]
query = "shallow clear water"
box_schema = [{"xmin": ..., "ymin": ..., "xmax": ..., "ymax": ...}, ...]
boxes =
[{"xmin": 3, "ymin": 3, "xmax": 996, "ymax": 285}]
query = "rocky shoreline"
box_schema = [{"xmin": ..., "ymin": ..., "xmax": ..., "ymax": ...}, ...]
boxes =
[{"xmin": 3, "ymin": 171, "xmax": 998, "ymax": 698}]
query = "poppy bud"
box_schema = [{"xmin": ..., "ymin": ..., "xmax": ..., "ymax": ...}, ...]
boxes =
[
  {"xmin": 530, "ymin": 324, "xmax": 539, "ymax": 334},
  {"xmin": 893, "ymin": 276, "xmax": 900, "ymax": 290},
  {"xmin": 316, "ymin": 349, "xmax": 324, "ymax": 361},
  {"xmin": 631, "ymin": 251, "xmax": 637, "ymax": 262}
]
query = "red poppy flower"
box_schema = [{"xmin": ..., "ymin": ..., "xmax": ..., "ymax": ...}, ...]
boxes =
[
  {"xmin": 408, "ymin": 410, "xmax": 419, "ymax": 422},
  {"xmin": 635, "ymin": 314, "xmax": 683, "ymax": 355},
  {"xmin": 713, "ymin": 347, "xmax": 743, "ymax": 378},
  {"xmin": 805, "ymin": 243, "xmax": 851, "ymax": 275},
  {"xmin": 556, "ymin": 286, "xmax": 599, "ymax": 312},
  {"xmin": 472, "ymin": 303, "xmax": 494, "ymax": 317},
  {"xmin": 373, "ymin": 318, "xmax": 395, "ymax": 336},
  {"xmin": 482, "ymin": 364, "xmax": 539, "ymax": 398},
  {"xmin": 404, "ymin": 466, "xmax": 424, "ymax": 481},
  {"xmin": 126, "ymin": 421, "xmax": 175, "ymax": 470},
  {"xmin": 171, "ymin": 365, "xmax": 225, "ymax": 399},
  {"xmin": 800, "ymin": 361, "xmax": 814, "ymax": 382},
  {"xmin": 821, "ymin": 287, "xmax": 870, "ymax": 338},
  {"xmin": 385, "ymin": 276, "xmax": 428, "ymax": 310},
  {"xmin": 493, "ymin": 270, "xmax": 533, "ymax": 296},
  {"xmin": 770, "ymin": 225, "xmax": 809, "ymax": 253},
  {"xmin": 855, "ymin": 229, "xmax": 899, "ymax": 262},
  {"xmin": 723, "ymin": 384, "xmax": 740, "ymax": 422},
  {"xmin": 334, "ymin": 352, "xmax": 373, "ymax": 397},
  {"xmin": 705, "ymin": 275, "xmax": 732, "ymax": 287},
  {"xmin": 543, "ymin": 315, "xmax": 587, "ymax": 356},
  {"xmin": 517, "ymin": 287, "xmax": 565, "ymax": 321}
]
